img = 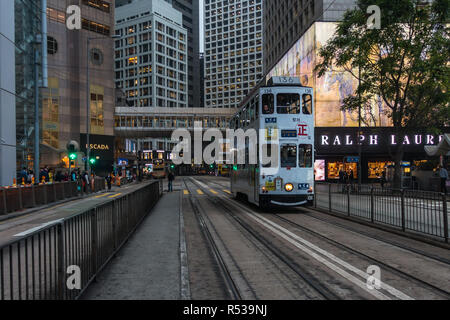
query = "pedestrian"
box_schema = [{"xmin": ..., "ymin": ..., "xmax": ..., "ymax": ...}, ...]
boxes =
[
  {"xmin": 83, "ymin": 171, "xmax": 90, "ymax": 193},
  {"xmin": 19, "ymin": 167, "xmax": 27, "ymax": 184},
  {"xmin": 381, "ymin": 170, "xmax": 386, "ymax": 188},
  {"xmin": 28, "ymin": 170, "xmax": 34, "ymax": 184},
  {"xmin": 168, "ymin": 171, "xmax": 175, "ymax": 192},
  {"xmin": 55, "ymin": 171, "xmax": 63, "ymax": 182},
  {"xmin": 106, "ymin": 173, "xmax": 112, "ymax": 191},
  {"xmin": 439, "ymin": 165, "xmax": 448, "ymax": 195},
  {"xmin": 348, "ymin": 169, "xmax": 354, "ymax": 183}
]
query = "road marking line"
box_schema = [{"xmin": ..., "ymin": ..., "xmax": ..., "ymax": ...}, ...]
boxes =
[
  {"xmin": 223, "ymin": 190, "xmax": 231, "ymax": 194},
  {"xmin": 94, "ymin": 193, "xmax": 110, "ymax": 199},
  {"xmin": 108, "ymin": 193, "xmax": 122, "ymax": 198},
  {"xmin": 210, "ymin": 189, "xmax": 218, "ymax": 195},
  {"xmin": 183, "ymin": 190, "xmax": 190, "ymax": 195},
  {"xmin": 245, "ymin": 212, "xmax": 414, "ymax": 300},
  {"xmin": 196, "ymin": 189, "xmax": 204, "ymax": 195},
  {"xmin": 14, "ymin": 219, "xmax": 64, "ymax": 237}
]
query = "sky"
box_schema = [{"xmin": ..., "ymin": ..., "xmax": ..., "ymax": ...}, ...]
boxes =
[{"xmin": 199, "ymin": 0, "xmax": 204, "ymax": 52}]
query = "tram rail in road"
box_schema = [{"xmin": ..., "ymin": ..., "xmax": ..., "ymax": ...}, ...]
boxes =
[{"xmin": 187, "ymin": 176, "xmax": 450, "ymax": 300}]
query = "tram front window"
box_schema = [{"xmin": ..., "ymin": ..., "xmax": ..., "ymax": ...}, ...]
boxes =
[
  {"xmin": 281, "ymin": 145, "xmax": 297, "ymax": 168},
  {"xmin": 302, "ymin": 94, "xmax": 312, "ymax": 115},
  {"xmin": 277, "ymin": 94, "xmax": 300, "ymax": 114},
  {"xmin": 262, "ymin": 94, "xmax": 274, "ymax": 114}
]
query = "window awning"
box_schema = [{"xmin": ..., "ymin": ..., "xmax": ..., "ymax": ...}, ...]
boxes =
[{"xmin": 424, "ymin": 134, "xmax": 450, "ymax": 156}]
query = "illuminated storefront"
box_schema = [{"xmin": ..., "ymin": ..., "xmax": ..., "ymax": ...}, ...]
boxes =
[{"xmin": 315, "ymin": 128, "xmax": 448, "ymax": 182}]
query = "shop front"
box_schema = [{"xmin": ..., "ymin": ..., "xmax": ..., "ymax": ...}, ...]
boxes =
[{"xmin": 314, "ymin": 127, "xmax": 448, "ymax": 184}]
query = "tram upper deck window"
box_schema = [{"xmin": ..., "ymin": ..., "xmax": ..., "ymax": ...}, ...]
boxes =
[
  {"xmin": 281, "ymin": 144, "xmax": 297, "ymax": 168},
  {"xmin": 302, "ymin": 94, "xmax": 312, "ymax": 115},
  {"xmin": 262, "ymin": 94, "xmax": 274, "ymax": 114},
  {"xmin": 299, "ymin": 144, "xmax": 313, "ymax": 168},
  {"xmin": 277, "ymin": 94, "xmax": 300, "ymax": 114}
]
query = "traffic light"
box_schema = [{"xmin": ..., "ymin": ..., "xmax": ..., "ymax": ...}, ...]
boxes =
[
  {"xmin": 210, "ymin": 164, "xmax": 214, "ymax": 169},
  {"xmin": 69, "ymin": 152, "xmax": 77, "ymax": 160},
  {"xmin": 170, "ymin": 164, "xmax": 175, "ymax": 170},
  {"xmin": 89, "ymin": 158, "xmax": 96, "ymax": 165}
]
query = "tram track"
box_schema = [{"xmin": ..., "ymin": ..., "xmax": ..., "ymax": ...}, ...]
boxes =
[
  {"xmin": 188, "ymin": 178, "xmax": 340, "ymax": 300},
  {"xmin": 203, "ymin": 178, "xmax": 450, "ymax": 266},
  {"xmin": 192, "ymin": 177, "xmax": 450, "ymax": 300},
  {"xmin": 272, "ymin": 214, "xmax": 450, "ymax": 299},
  {"xmin": 182, "ymin": 179, "xmax": 242, "ymax": 300},
  {"xmin": 296, "ymin": 209, "xmax": 450, "ymax": 266}
]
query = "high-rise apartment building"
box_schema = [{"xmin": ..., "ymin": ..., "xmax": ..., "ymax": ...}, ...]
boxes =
[
  {"xmin": 204, "ymin": 0, "xmax": 264, "ymax": 109},
  {"xmin": 115, "ymin": 0, "xmax": 188, "ymax": 108},
  {"xmin": 264, "ymin": 0, "xmax": 356, "ymax": 73}
]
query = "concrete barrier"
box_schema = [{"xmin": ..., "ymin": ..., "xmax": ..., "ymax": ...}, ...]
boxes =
[{"xmin": 0, "ymin": 179, "xmax": 106, "ymax": 216}]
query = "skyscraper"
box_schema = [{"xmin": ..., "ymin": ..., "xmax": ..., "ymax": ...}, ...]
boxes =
[
  {"xmin": 204, "ymin": 0, "xmax": 264, "ymax": 109},
  {"xmin": 264, "ymin": 0, "xmax": 356, "ymax": 74},
  {"xmin": 0, "ymin": 0, "xmax": 43, "ymax": 186},
  {"xmin": 45, "ymin": 0, "xmax": 116, "ymax": 175},
  {"xmin": 172, "ymin": 0, "xmax": 202, "ymax": 108},
  {"xmin": 115, "ymin": 0, "xmax": 188, "ymax": 108},
  {"xmin": 117, "ymin": 0, "xmax": 201, "ymax": 108}
]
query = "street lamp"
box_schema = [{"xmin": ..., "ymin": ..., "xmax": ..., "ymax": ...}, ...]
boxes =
[{"xmin": 86, "ymin": 34, "xmax": 120, "ymax": 176}]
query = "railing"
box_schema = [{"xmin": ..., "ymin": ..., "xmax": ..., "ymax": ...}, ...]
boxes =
[
  {"xmin": 315, "ymin": 183, "xmax": 449, "ymax": 243},
  {"xmin": 0, "ymin": 180, "xmax": 162, "ymax": 300},
  {"xmin": 0, "ymin": 178, "xmax": 106, "ymax": 216}
]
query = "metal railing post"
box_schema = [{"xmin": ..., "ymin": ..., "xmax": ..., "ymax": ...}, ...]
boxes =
[
  {"xmin": 31, "ymin": 184, "xmax": 36, "ymax": 207},
  {"xmin": 18, "ymin": 187, "xmax": 23, "ymax": 210},
  {"xmin": 443, "ymin": 193, "xmax": 448, "ymax": 243},
  {"xmin": 57, "ymin": 223, "xmax": 65, "ymax": 300},
  {"xmin": 347, "ymin": 186, "xmax": 350, "ymax": 216},
  {"xmin": 90, "ymin": 209, "xmax": 98, "ymax": 276},
  {"xmin": 112, "ymin": 200, "xmax": 117, "ymax": 251},
  {"xmin": 401, "ymin": 189, "xmax": 406, "ymax": 232},
  {"xmin": 328, "ymin": 183, "xmax": 332, "ymax": 213},
  {"xmin": 2, "ymin": 189, "xmax": 8, "ymax": 214},
  {"xmin": 370, "ymin": 187, "xmax": 374, "ymax": 223}
]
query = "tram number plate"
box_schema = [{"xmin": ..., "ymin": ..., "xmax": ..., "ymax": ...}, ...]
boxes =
[
  {"xmin": 298, "ymin": 183, "xmax": 310, "ymax": 190},
  {"xmin": 265, "ymin": 118, "xmax": 277, "ymax": 123}
]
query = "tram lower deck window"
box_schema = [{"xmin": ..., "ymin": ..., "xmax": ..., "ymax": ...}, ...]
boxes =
[
  {"xmin": 281, "ymin": 145, "xmax": 297, "ymax": 168},
  {"xmin": 299, "ymin": 144, "xmax": 313, "ymax": 168}
]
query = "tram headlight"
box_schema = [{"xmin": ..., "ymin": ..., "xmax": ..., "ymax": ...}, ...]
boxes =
[
  {"xmin": 308, "ymin": 186, "xmax": 313, "ymax": 193},
  {"xmin": 285, "ymin": 183, "xmax": 294, "ymax": 192}
]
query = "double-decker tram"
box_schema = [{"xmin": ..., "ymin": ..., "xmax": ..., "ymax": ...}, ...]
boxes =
[
  {"xmin": 151, "ymin": 150, "xmax": 167, "ymax": 179},
  {"xmin": 230, "ymin": 77, "xmax": 315, "ymax": 209}
]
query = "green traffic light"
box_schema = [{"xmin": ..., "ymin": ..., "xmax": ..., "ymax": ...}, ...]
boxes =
[
  {"xmin": 69, "ymin": 153, "xmax": 77, "ymax": 160},
  {"xmin": 89, "ymin": 158, "xmax": 96, "ymax": 164},
  {"xmin": 233, "ymin": 165, "xmax": 238, "ymax": 171}
]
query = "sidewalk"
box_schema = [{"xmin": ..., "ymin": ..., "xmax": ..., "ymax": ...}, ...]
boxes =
[
  {"xmin": 81, "ymin": 189, "xmax": 183, "ymax": 300},
  {"xmin": 0, "ymin": 182, "xmax": 150, "ymax": 246}
]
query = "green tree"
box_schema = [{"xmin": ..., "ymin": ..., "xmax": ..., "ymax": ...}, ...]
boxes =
[{"xmin": 315, "ymin": 0, "xmax": 449, "ymax": 188}]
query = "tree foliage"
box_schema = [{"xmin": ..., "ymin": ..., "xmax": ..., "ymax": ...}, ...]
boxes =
[
  {"xmin": 316, "ymin": 0, "xmax": 449, "ymax": 130},
  {"xmin": 315, "ymin": 0, "xmax": 450, "ymax": 187}
]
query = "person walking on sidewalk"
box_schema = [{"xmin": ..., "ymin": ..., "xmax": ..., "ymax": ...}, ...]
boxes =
[
  {"xmin": 168, "ymin": 171, "xmax": 175, "ymax": 192},
  {"xmin": 439, "ymin": 165, "xmax": 448, "ymax": 195}
]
